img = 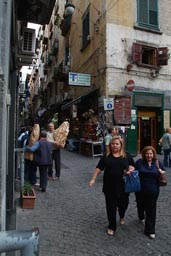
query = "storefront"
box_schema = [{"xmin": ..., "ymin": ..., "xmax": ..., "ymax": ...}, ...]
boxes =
[
  {"xmin": 127, "ymin": 91, "xmax": 165, "ymax": 155},
  {"xmin": 60, "ymin": 89, "xmax": 104, "ymax": 155}
]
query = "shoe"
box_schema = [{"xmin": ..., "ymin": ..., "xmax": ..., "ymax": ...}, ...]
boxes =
[
  {"xmin": 48, "ymin": 176, "xmax": 53, "ymax": 180},
  {"xmin": 149, "ymin": 234, "xmax": 155, "ymax": 239},
  {"xmin": 41, "ymin": 188, "xmax": 46, "ymax": 192},
  {"xmin": 33, "ymin": 182, "xmax": 40, "ymax": 187},
  {"xmin": 106, "ymin": 229, "xmax": 115, "ymax": 236},
  {"xmin": 53, "ymin": 176, "xmax": 59, "ymax": 181},
  {"xmin": 140, "ymin": 219, "xmax": 145, "ymax": 224},
  {"xmin": 119, "ymin": 218, "xmax": 125, "ymax": 225}
]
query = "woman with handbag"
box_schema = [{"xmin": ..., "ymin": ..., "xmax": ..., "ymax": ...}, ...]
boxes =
[
  {"xmin": 89, "ymin": 135, "xmax": 134, "ymax": 236},
  {"xmin": 135, "ymin": 146, "xmax": 166, "ymax": 239}
]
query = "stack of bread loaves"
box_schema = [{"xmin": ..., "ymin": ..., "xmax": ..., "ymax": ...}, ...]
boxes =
[{"xmin": 53, "ymin": 121, "xmax": 70, "ymax": 148}]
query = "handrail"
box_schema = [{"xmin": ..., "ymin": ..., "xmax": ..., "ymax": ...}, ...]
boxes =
[{"xmin": 0, "ymin": 227, "xmax": 39, "ymax": 255}]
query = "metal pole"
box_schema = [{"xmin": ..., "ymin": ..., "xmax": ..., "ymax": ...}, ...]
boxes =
[
  {"xmin": 0, "ymin": 228, "xmax": 39, "ymax": 255},
  {"xmin": 15, "ymin": 148, "xmax": 25, "ymax": 189}
]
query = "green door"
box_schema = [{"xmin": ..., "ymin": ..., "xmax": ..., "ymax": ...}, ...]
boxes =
[{"xmin": 126, "ymin": 110, "xmax": 137, "ymax": 156}]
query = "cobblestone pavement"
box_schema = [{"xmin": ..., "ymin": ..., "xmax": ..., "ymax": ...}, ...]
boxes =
[{"xmin": 16, "ymin": 150, "xmax": 171, "ymax": 256}]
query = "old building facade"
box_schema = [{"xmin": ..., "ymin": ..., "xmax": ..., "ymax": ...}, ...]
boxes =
[{"xmin": 28, "ymin": 0, "xmax": 171, "ymax": 156}]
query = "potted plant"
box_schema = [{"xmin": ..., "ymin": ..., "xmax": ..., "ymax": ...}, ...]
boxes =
[{"xmin": 21, "ymin": 182, "xmax": 36, "ymax": 209}]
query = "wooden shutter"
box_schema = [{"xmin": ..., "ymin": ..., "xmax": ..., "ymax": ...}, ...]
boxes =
[
  {"xmin": 157, "ymin": 47, "xmax": 168, "ymax": 66},
  {"xmin": 132, "ymin": 43, "xmax": 142, "ymax": 64},
  {"xmin": 114, "ymin": 96, "xmax": 131, "ymax": 125}
]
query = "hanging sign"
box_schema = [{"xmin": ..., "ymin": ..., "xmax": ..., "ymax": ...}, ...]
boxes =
[
  {"xmin": 104, "ymin": 98, "xmax": 114, "ymax": 110},
  {"xmin": 69, "ymin": 72, "xmax": 91, "ymax": 86}
]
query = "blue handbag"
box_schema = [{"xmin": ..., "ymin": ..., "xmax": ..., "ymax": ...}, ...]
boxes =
[{"xmin": 124, "ymin": 170, "xmax": 141, "ymax": 193}]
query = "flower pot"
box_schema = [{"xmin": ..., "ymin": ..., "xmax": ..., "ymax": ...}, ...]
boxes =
[{"xmin": 21, "ymin": 189, "xmax": 36, "ymax": 209}]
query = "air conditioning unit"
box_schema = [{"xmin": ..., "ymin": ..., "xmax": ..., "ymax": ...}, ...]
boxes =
[{"xmin": 21, "ymin": 28, "xmax": 36, "ymax": 55}]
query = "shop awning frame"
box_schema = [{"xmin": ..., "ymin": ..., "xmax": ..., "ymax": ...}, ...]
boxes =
[
  {"xmin": 61, "ymin": 96, "xmax": 82, "ymax": 110},
  {"xmin": 61, "ymin": 89, "xmax": 99, "ymax": 111}
]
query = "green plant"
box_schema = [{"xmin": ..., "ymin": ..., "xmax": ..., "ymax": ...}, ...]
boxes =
[{"xmin": 23, "ymin": 182, "xmax": 33, "ymax": 196}]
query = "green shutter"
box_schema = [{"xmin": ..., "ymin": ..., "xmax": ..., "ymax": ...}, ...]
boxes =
[
  {"xmin": 149, "ymin": 0, "xmax": 158, "ymax": 26},
  {"xmin": 138, "ymin": 0, "xmax": 148, "ymax": 24},
  {"xmin": 137, "ymin": 0, "xmax": 159, "ymax": 30}
]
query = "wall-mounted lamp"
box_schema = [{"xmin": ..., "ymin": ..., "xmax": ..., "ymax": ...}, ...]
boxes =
[{"xmin": 65, "ymin": 3, "xmax": 75, "ymax": 15}]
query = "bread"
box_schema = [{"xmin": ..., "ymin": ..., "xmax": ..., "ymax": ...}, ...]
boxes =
[
  {"xmin": 28, "ymin": 124, "xmax": 40, "ymax": 146},
  {"xmin": 25, "ymin": 124, "xmax": 40, "ymax": 160},
  {"xmin": 53, "ymin": 121, "xmax": 69, "ymax": 148}
]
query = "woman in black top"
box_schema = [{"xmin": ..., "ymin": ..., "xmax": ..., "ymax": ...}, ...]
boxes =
[{"xmin": 89, "ymin": 135, "xmax": 134, "ymax": 236}]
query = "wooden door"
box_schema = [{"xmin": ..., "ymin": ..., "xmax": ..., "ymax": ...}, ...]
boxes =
[{"xmin": 138, "ymin": 111, "xmax": 157, "ymax": 152}]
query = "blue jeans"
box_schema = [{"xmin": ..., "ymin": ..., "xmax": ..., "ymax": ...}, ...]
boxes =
[{"xmin": 163, "ymin": 149, "xmax": 171, "ymax": 167}]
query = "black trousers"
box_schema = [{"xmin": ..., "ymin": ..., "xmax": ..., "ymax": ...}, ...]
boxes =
[
  {"xmin": 48, "ymin": 149, "xmax": 61, "ymax": 177},
  {"xmin": 39, "ymin": 165, "xmax": 49, "ymax": 190},
  {"xmin": 104, "ymin": 192, "xmax": 129, "ymax": 231},
  {"xmin": 135, "ymin": 190, "xmax": 159, "ymax": 234}
]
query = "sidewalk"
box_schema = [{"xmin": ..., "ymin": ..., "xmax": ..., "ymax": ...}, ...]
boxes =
[{"xmin": 16, "ymin": 150, "xmax": 171, "ymax": 256}]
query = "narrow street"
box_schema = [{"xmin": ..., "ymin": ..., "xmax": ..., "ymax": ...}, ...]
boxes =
[{"xmin": 16, "ymin": 149, "xmax": 171, "ymax": 256}]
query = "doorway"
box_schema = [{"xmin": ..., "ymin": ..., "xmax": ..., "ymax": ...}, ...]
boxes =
[{"xmin": 138, "ymin": 111, "xmax": 157, "ymax": 152}]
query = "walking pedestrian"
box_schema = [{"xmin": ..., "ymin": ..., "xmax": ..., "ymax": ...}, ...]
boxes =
[
  {"xmin": 89, "ymin": 135, "xmax": 134, "ymax": 236},
  {"xmin": 24, "ymin": 125, "xmax": 39, "ymax": 186},
  {"xmin": 160, "ymin": 128, "xmax": 171, "ymax": 167},
  {"xmin": 25, "ymin": 130, "xmax": 55, "ymax": 192},
  {"xmin": 47, "ymin": 122, "xmax": 61, "ymax": 180},
  {"xmin": 135, "ymin": 146, "xmax": 166, "ymax": 239}
]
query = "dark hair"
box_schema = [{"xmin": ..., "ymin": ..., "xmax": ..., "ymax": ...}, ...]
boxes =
[{"xmin": 108, "ymin": 128, "xmax": 113, "ymax": 133}]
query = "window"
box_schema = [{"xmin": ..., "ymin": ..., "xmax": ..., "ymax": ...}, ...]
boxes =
[
  {"xmin": 137, "ymin": 0, "xmax": 159, "ymax": 31},
  {"xmin": 132, "ymin": 43, "xmax": 168, "ymax": 67},
  {"xmin": 82, "ymin": 7, "xmax": 90, "ymax": 49}
]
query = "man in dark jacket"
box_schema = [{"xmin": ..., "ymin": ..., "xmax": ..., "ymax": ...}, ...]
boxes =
[{"xmin": 25, "ymin": 130, "xmax": 56, "ymax": 192}]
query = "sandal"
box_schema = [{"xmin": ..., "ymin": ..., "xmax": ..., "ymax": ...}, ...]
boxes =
[{"xmin": 106, "ymin": 229, "xmax": 115, "ymax": 236}]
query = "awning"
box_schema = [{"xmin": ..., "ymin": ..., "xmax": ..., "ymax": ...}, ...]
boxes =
[
  {"xmin": 61, "ymin": 96, "xmax": 82, "ymax": 110},
  {"xmin": 61, "ymin": 89, "xmax": 99, "ymax": 111}
]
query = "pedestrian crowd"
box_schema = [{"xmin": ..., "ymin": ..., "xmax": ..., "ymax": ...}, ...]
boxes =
[{"xmin": 17, "ymin": 123, "xmax": 168, "ymax": 240}]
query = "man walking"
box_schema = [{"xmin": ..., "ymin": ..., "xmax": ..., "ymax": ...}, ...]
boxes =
[{"xmin": 47, "ymin": 122, "xmax": 61, "ymax": 180}]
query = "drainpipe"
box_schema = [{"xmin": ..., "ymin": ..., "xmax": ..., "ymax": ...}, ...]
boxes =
[{"xmin": 0, "ymin": 228, "xmax": 39, "ymax": 255}]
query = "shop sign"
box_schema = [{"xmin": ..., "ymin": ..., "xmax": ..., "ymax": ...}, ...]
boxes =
[
  {"xmin": 69, "ymin": 72, "xmax": 91, "ymax": 86},
  {"xmin": 104, "ymin": 98, "xmax": 114, "ymax": 110}
]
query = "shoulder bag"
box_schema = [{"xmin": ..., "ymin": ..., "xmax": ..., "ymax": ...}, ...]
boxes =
[
  {"xmin": 156, "ymin": 160, "xmax": 167, "ymax": 187},
  {"xmin": 124, "ymin": 170, "xmax": 141, "ymax": 193}
]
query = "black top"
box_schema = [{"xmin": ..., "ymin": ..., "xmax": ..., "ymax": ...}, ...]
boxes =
[{"xmin": 96, "ymin": 153, "xmax": 134, "ymax": 196}]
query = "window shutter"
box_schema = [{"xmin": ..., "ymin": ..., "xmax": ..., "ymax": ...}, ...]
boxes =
[
  {"xmin": 138, "ymin": 0, "xmax": 148, "ymax": 24},
  {"xmin": 149, "ymin": 0, "xmax": 158, "ymax": 26},
  {"xmin": 157, "ymin": 47, "xmax": 168, "ymax": 66},
  {"xmin": 132, "ymin": 43, "xmax": 142, "ymax": 64}
]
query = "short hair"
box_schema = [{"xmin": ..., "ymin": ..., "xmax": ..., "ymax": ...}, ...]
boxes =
[
  {"xmin": 141, "ymin": 146, "xmax": 157, "ymax": 161},
  {"xmin": 40, "ymin": 130, "xmax": 47, "ymax": 138}
]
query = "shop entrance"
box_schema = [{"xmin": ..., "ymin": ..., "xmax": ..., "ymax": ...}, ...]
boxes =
[{"xmin": 138, "ymin": 111, "xmax": 157, "ymax": 152}]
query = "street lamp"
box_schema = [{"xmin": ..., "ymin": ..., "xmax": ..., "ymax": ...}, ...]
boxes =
[{"xmin": 65, "ymin": 3, "xmax": 75, "ymax": 15}]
